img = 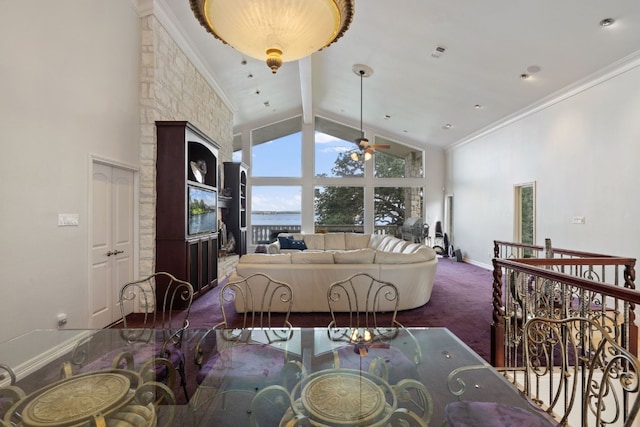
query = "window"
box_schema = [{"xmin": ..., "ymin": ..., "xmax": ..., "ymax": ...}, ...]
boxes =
[
  {"xmin": 251, "ymin": 117, "xmax": 302, "ymax": 177},
  {"xmin": 315, "ymin": 117, "xmax": 362, "ymax": 177},
  {"xmin": 314, "ymin": 186, "xmax": 364, "ymax": 233},
  {"xmin": 241, "ymin": 116, "xmax": 427, "ymax": 239},
  {"xmin": 514, "ymin": 182, "xmax": 536, "ymax": 256},
  {"xmin": 250, "ymin": 186, "xmax": 301, "ymax": 243},
  {"xmin": 374, "ymin": 186, "xmax": 424, "ymax": 234},
  {"xmin": 373, "ymin": 136, "xmax": 423, "ymax": 179}
]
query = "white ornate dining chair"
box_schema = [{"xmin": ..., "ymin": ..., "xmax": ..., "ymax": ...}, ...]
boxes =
[
  {"xmin": 323, "ymin": 272, "xmax": 422, "ymax": 374},
  {"xmin": 0, "ymin": 363, "xmax": 25, "ymax": 423},
  {"xmin": 317, "ymin": 273, "xmax": 430, "ymax": 424},
  {"xmin": 191, "ymin": 273, "xmax": 302, "ymax": 423},
  {"xmin": 66, "ymin": 272, "xmax": 194, "ymax": 400}
]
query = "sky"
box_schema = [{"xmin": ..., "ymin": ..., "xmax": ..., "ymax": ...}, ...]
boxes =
[{"xmin": 232, "ymin": 131, "xmax": 355, "ymax": 212}]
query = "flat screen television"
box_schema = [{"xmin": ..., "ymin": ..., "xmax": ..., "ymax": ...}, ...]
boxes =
[{"xmin": 187, "ymin": 185, "xmax": 217, "ymax": 235}]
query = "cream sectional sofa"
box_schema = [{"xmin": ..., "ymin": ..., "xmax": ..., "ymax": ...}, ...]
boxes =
[{"xmin": 234, "ymin": 232, "xmax": 438, "ymax": 312}]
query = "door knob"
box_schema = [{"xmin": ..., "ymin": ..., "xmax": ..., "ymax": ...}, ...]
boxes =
[{"xmin": 106, "ymin": 250, "xmax": 124, "ymax": 256}]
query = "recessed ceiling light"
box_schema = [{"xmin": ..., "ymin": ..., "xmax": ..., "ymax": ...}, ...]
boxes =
[
  {"xmin": 520, "ymin": 73, "xmax": 531, "ymax": 80},
  {"xmin": 263, "ymin": 101, "xmax": 270, "ymax": 107},
  {"xmin": 443, "ymin": 123, "xmax": 452, "ymax": 130},
  {"xmin": 431, "ymin": 46, "xmax": 446, "ymax": 59},
  {"xmin": 600, "ymin": 18, "xmax": 615, "ymax": 27},
  {"xmin": 474, "ymin": 104, "xmax": 482, "ymax": 109},
  {"xmin": 384, "ymin": 115, "xmax": 391, "ymax": 120}
]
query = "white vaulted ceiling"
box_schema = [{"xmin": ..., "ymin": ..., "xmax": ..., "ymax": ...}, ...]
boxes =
[{"xmin": 159, "ymin": 0, "xmax": 640, "ymax": 149}]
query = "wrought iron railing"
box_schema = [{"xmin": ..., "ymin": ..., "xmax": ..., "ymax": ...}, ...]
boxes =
[
  {"xmin": 250, "ymin": 224, "xmax": 399, "ymax": 245},
  {"xmin": 251, "ymin": 225, "xmax": 302, "ymax": 244},
  {"xmin": 492, "ymin": 240, "xmax": 638, "ymax": 365},
  {"xmin": 491, "ymin": 240, "xmax": 640, "ymax": 424}
]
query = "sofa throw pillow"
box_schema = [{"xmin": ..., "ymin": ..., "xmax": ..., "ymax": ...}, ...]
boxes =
[
  {"xmin": 289, "ymin": 239, "xmax": 307, "ymax": 250},
  {"xmin": 278, "ymin": 236, "xmax": 307, "ymax": 250},
  {"xmin": 277, "ymin": 236, "xmax": 292, "ymax": 248},
  {"xmin": 333, "ymin": 248, "xmax": 376, "ymax": 264}
]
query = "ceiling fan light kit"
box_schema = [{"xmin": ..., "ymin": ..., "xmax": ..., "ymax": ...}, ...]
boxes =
[{"xmin": 190, "ymin": 0, "xmax": 354, "ymax": 74}]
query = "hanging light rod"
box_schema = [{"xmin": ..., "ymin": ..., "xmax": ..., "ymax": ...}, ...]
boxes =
[
  {"xmin": 190, "ymin": 0, "xmax": 354, "ymax": 74},
  {"xmin": 353, "ymin": 64, "xmax": 373, "ymax": 149}
]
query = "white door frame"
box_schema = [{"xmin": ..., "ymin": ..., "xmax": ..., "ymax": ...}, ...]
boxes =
[
  {"xmin": 89, "ymin": 155, "xmax": 139, "ymax": 328},
  {"xmin": 444, "ymin": 194, "xmax": 454, "ymax": 244}
]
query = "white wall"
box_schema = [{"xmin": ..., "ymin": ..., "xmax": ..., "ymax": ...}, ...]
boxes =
[
  {"xmin": 447, "ymin": 60, "xmax": 640, "ymax": 267},
  {"xmin": 0, "ymin": 1, "xmax": 141, "ymax": 342}
]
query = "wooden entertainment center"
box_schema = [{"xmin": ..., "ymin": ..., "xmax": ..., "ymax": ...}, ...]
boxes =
[{"xmin": 155, "ymin": 121, "xmax": 220, "ymax": 302}]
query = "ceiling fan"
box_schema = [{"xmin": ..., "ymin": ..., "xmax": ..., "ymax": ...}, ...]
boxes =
[{"xmin": 350, "ymin": 64, "xmax": 390, "ymax": 161}]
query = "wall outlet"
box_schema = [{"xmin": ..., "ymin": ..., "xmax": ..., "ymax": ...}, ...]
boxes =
[
  {"xmin": 572, "ymin": 216, "xmax": 585, "ymax": 224},
  {"xmin": 57, "ymin": 313, "xmax": 68, "ymax": 327}
]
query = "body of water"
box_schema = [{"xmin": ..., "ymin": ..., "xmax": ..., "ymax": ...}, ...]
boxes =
[
  {"xmin": 251, "ymin": 212, "xmax": 301, "ymax": 225},
  {"xmin": 188, "ymin": 211, "xmax": 217, "ymax": 235}
]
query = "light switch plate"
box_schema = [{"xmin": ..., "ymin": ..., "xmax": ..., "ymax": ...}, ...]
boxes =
[{"xmin": 58, "ymin": 213, "xmax": 79, "ymax": 226}]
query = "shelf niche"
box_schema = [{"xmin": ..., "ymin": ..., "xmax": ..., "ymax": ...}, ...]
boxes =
[{"xmin": 223, "ymin": 162, "xmax": 248, "ymax": 256}]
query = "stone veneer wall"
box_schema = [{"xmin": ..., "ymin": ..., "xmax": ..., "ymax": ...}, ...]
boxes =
[
  {"xmin": 139, "ymin": 14, "xmax": 234, "ymax": 278},
  {"xmin": 405, "ymin": 152, "xmax": 424, "ymax": 220}
]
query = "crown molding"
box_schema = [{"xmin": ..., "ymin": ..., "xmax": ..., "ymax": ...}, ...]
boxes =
[{"xmin": 134, "ymin": 0, "xmax": 153, "ymax": 17}]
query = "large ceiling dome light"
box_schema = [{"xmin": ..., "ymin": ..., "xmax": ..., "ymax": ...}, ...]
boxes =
[{"xmin": 190, "ymin": 0, "xmax": 354, "ymax": 74}]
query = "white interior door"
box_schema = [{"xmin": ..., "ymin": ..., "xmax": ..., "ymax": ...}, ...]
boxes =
[{"xmin": 91, "ymin": 163, "xmax": 134, "ymax": 328}]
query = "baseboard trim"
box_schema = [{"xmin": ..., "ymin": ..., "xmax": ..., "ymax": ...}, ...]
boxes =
[
  {"xmin": 463, "ymin": 259, "xmax": 493, "ymax": 270},
  {"xmin": 1, "ymin": 330, "xmax": 93, "ymax": 386}
]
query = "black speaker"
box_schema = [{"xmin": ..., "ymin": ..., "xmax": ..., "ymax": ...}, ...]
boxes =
[{"xmin": 455, "ymin": 249, "xmax": 463, "ymax": 262}]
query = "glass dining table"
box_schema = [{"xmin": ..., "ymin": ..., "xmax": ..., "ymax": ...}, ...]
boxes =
[{"xmin": 0, "ymin": 327, "xmax": 549, "ymax": 426}]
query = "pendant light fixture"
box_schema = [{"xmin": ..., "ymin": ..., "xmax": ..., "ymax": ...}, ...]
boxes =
[
  {"xmin": 351, "ymin": 64, "xmax": 372, "ymax": 161},
  {"xmin": 350, "ymin": 64, "xmax": 389, "ymax": 161},
  {"xmin": 190, "ymin": 0, "xmax": 354, "ymax": 74}
]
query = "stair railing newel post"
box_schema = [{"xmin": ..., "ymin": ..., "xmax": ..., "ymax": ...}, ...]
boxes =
[
  {"xmin": 624, "ymin": 260, "xmax": 637, "ymax": 355},
  {"xmin": 491, "ymin": 257, "xmax": 505, "ymax": 367}
]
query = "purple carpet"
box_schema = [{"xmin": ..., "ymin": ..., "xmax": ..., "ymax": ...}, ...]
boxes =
[{"xmin": 187, "ymin": 257, "xmax": 494, "ymax": 362}]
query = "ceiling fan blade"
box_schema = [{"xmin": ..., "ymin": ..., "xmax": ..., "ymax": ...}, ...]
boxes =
[
  {"xmin": 365, "ymin": 146, "xmax": 376, "ymax": 154},
  {"xmin": 369, "ymin": 144, "xmax": 390, "ymax": 149}
]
